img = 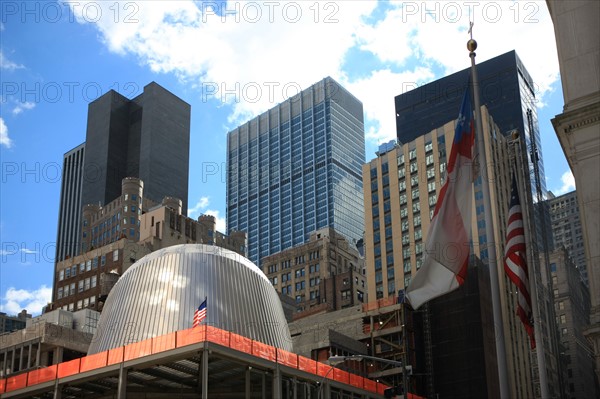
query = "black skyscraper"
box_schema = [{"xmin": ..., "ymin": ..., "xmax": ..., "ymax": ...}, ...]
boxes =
[
  {"xmin": 395, "ymin": 50, "xmax": 552, "ymax": 252},
  {"xmin": 82, "ymin": 82, "xmax": 191, "ymax": 212},
  {"xmin": 55, "ymin": 82, "xmax": 190, "ymax": 262}
]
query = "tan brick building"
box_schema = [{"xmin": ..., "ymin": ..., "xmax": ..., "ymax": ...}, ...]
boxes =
[
  {"xmin": 261, "ymin": 227, "xmax": 366, "ymax": 317},
  {"xmin": 362, "ymin": 106, "xmax": 559, "ymax": 398},
  {"xmin": 51, "ymin": 177, "xmax": 247, "ymax": 313}
]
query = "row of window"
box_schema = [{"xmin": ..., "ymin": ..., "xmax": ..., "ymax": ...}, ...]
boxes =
[
  {"xmin": 60, "ymin": 296, "xmax": 96, "ymax": 312},
  {"xmin": 57, "ymin": 275, "xmax": 97, "ymax": 299},
  {"xmin": 58, "ymin": 250, "xmax": 119, "ymax": 281}
]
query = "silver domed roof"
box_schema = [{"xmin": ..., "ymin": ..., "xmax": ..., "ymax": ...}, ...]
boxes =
[{"xmin": 88, "ymin": 244, "xmax": 292, "ymax": 354}]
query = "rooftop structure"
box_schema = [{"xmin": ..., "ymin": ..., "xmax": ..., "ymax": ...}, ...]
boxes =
[{"xmin": 89, "ymin": 244, "xmax": 291, "ymax": 354}]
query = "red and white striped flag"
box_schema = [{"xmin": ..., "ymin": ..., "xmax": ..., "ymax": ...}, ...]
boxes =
[
  {"xmin": 504, "ymin": 175, "xmax": 535, "ymax": 349},
  {"xmin": 193, "ymin": 298, "xmax": 207, "ymax": 328},
  {"xmin": 406, "ymin": 89, "xmax": 475, "ymax": 309}
]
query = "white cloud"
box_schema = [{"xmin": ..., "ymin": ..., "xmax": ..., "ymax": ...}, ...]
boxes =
[
  {"xmin": 188, "ymin": 196, "xmax": 210, "ymax": 218},
  {"xmin": 342, "ymin": 67, "xmax": 435, "ymax": 143},
  {"xmin": 64, "ymin": 1, "xmax": 377, "ymax": 125},
  {"xmin": 0, "ymin": 51, "xmax": 24, "ymax": 71},
  {"xmin": 0, "ymin": 117, "xmax": 12, "ymax": 148},
  {"xmin": 12, "ymin": 101, "xmax": 36, "ymax": 116},
  {"xmin": 187, "ymin": 196, "xmax": 226, "ymax": 232},
  {"xmin": 20, "ymin": 248, "xmax": 38, "ymax": 254},
  {"xmin": 1, "ymin": 285, "xmax": 52, "ymax": 316},
  {"xmin": 553, "ymin": 170, "xmax": 576, "ymax": 195},
  {"xmin": 64, "ymin": 1, "xmax": 560, "ymax": 145},
  {"xmin": 360, "ymin": 1, "xmax": 559, "ymax": 104},
  {"xmin": 203, "ymin": 209, "xmax": 226, "ymax": 233}
]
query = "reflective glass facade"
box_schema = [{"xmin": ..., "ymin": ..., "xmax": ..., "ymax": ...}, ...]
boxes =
[
  {"xmin": 394, "ymin": 50, "xmax": 552, "ymax": 251},
  {"xmin": 227, "ymin": 77, "xmax": 365, "ymax": 266}
]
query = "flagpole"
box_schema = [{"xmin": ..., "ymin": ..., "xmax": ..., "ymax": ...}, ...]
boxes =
[
  {"xmin": 467, "ymin": 37, "xmax": 511, "ymax": 398},
  {"xmin": 511, "ymin": 134, "xmax": 551, "ymax": 398}
]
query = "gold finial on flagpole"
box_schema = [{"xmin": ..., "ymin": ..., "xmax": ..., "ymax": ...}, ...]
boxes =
[{"xmin": 467, "ymin": 21, "xmax": 477, "ymax": 52}]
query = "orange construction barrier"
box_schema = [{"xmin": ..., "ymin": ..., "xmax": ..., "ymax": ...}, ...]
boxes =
[
  {"xmin": 229, "ymin": 332, "xmax": 252, "ymax": 354},
  {"xmin": 80, "ymin": 350, "xmax": 108, "ymax": 373},
  {"xmin": 297, "ymin": 356, "xmax": 317, "ymax": 374},
  {"xmin": 4, "ymin": 373, "xmax": 27, "ymax": 393},
  {"xmin": 57, "ymin": 358, "xmax": 81, "ymax": 378},
  {"xmin": 107, "ymin": 346, "xmax": 124, "ymax": 366},
  {"xmin": 333, "ymin": 368, "xmax": 350, "ymax": 384},
  {"xmin": 0, "ymin": 325, "xmax": 383, "ymax": 397},
  {"xmin": 27, "ymin": 364, "xmax": 57, "ymax": 386},
  {"xmin": 206, "ymin": 325, "xmax": 231, "ymax": 347},
  {"xmin": 152, "ymin": 332, "xmax": 176, "ymax": 354},
  {"xmin": 176, "ymin": 325, "xmax": 206, "ymax": 348},
  {"xmin": 276, "ymin": 348, "xmax": 298, "ymax": 369},
  {"xmin": 124, "ymin": 338, "xmax": 153, "ymax": 362},
  {"xmin": 251, "ymin": 340, "xmax": 276, "ymax": 362}
]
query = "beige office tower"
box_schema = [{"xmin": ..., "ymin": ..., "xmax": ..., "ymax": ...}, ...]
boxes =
[{"xmin": 362, "ymin": 106, "xmax": 559, "ymax": 398}]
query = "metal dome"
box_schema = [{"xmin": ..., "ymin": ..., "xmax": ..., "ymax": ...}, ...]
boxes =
[{"xmin": 88, "ymin": 244, "xmax": 292, "ymax": 354}]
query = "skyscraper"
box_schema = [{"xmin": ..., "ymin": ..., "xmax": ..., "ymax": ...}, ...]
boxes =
[
  {"xmin": 548, "ymin": 190, "xmax": 588, "ymax": 285},
  {"xmin": 226, "ymin": 77, "xmax": 365, "ymax": 266},
  {"xmin": 394, "ymin": 50, "xmax": 553, "ymax": 253},
  {"xmin": 547, "ymin": 1, "xmax": 600, "ymax": 381},
  {"xmin": 362, "ymin": 106, "xmax": 562, "ymax": 398},
  {"xmin": 55, "ymin": 143, "xmax": 85, "ymax": 262},
  {"xmin": 82, "ymin": 82, "xmax": 191, "ymax": 212},
  {"xmin": 54, "ymin": 82, "xmax": 191, "ymax": 261}
]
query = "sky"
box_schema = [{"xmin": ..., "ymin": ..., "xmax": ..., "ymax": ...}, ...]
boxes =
[{"xmin": 0, "ymin": 0, "xmax": 574, "ymax": 316}]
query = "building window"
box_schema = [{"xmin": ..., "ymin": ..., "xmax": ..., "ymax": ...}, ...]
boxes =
[
  {"xmin": 409, "ymin": 183, "xmax": 419, "ymax": 197},
  {"xmin": 341, "ymin": 289, "xmax": 351, "ymax": 300},
  {"xmin": 101, "ymin": 255, "xmax": 106, "ymax": 267},
  {"xmin": 86, "ymin": 260, "xmax": 92, "ymax": 271},
  {"xmin": 59, "ymin": 270, "xmax": 64, "ymax": 281},
  {"xmin": 113, "ymin": 250, "xmax": 119, "ymax": 261},
  {"xmin": 57, "ymin": 287, "xmax": 63, "ymax": 299},
  {"xmin": 91, "ymin": 275, "xmax": 97, "ymax": 288},
  {"xmin": 78, "ymin": 281, "xmax": 84, "ymax": 292},
  {"xmin": 397, "ymin": 153, "xmax": 404, "ymax": 165}
]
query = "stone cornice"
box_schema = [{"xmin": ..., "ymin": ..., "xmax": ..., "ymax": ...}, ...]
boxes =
[{"xmin": 552, "ymin": 98, "xmax": 600, "ymax": 135}]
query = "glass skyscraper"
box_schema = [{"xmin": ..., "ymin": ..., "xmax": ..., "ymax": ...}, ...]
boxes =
[
  {"xmin": 227, "ymin": 77, "xmax": 365, "ymax": 266},
  {"xmin": 394, "ymin": 50, "xmax": 553, "ymax": 252}
]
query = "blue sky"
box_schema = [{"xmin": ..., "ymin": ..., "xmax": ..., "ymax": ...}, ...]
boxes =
[{"xmin": 0, "ymin": 1, "xmax": 572, "ymax": 315}]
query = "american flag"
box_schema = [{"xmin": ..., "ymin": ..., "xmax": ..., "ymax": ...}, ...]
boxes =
[
  {"xmin": 193, "ymin": 299, "xmax": 207, "ymax": 328},
  {"xmin": 503, "ymin": 175, "xmax": 535, "ymax": 349}
]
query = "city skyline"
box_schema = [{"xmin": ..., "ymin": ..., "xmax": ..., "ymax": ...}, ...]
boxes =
[{"xmin": 1, "ymin": 1, "xmax": 571, "ymax": 315}]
